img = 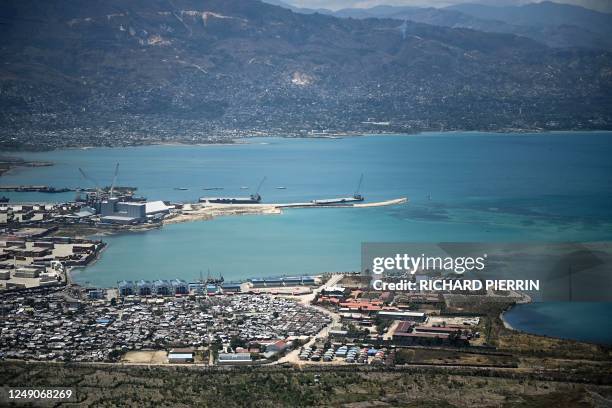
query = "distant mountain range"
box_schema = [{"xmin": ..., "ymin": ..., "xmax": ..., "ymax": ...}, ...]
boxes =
[
  {"xmin": 266, "ymin": 1, "xmax": 612, "ymax": 50},
  {"xmin": 0, "ymin": 0, "xmax": 611, "ymax": 150}
]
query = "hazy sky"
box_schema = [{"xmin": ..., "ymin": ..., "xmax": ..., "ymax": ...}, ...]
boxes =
[{"xmin": 282, "ymin": 0, "xmax": 612, "ymax": 13}]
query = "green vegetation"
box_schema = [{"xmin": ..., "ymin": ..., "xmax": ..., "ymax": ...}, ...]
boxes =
[
  {"xmin": 1, "ymin": 362, "xmax": 610, "ymax": 407},
  {"xmin": 374, "ymin": 316, "xmax": 391, "ymax": 334},
  {"xmin": 395, "ymin": 348, "xmax": 517, "ymax": 367},
  {"xmin": 230, "ymin": 336, "xmax": 247, "ymax": 351}
]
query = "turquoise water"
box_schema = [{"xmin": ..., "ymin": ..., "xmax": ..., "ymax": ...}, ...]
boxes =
[
  {"xmin": 2, "ymin": 132, "xmax": 612, "ymax": 343},
  {"xmin": 503, "ymin": 302, "xmax": 612, "ymax": 345}
]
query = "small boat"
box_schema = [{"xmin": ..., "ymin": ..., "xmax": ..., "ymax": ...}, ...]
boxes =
[
  {"xmin": 276, "ymin": 186, "xmax": 287, "ymax": 190},
  {"xmin": 240, "ymin": 186, "xmax": 249, "ymax": 190},
  {"xmin": 0, "ymin": 196, "xmax": 9, "ymax": 203},
  {"xmin": 174, "ymin": 187, "xmax": 189, "ymax": 191},
  {"xmin": 203, "ymin": 187, "xmax": 224, "ymax": 191}
]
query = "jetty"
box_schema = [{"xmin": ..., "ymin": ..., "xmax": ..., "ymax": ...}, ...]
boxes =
[
  {"xmin": 278, "ymin": 197, "xmax": 407, "ymax": 209},
  {"xmin": 165, "ymin": 197, "xmax": 408, "ymax": 224}
]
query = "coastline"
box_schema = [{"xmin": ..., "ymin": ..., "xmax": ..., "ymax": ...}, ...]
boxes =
[
  {"xmin": 499, "ymin": 290, "xmax": 532, "ymax": 331},
  {"xmin": 500, "ymin": 308, "xmax": 516, "ymax": 331},
  {"xmin": 3, "ymin": 130, "xmax": 612, "ymax": 154},
  {"xmin": 0, "ymin": 159, "xmax": 54, "ymax": 177}
]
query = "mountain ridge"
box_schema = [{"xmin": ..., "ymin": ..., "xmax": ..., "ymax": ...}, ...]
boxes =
[
  {"xmin": 0, "ymin": 0, "xmax": 611, "ymax": 150},
  {"xmin": 267, "ymin": 1, "xmax": 612, "ymax": 50}
]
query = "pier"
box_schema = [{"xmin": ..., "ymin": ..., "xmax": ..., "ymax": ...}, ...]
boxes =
[
  {"xmin": 278, "ymin": 197, "xmax": 408, "ymax": 208},
  {"xmin": 165, "ymin": 197, "xmax": 408, "ymax": 224}
]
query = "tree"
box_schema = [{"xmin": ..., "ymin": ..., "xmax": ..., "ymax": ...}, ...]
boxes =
[{"xmin": 230, "ymin": 335, "xmax": 246, "ymax": 350}]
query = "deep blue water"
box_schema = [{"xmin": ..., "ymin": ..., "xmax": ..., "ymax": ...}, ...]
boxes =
[
  {"xmin": 503, "ymin": 302, "xmax": 612, "ymax": 345},
  {"xmin": 2, "ymin": 132, "xmax": 612, "ymax": 343}
]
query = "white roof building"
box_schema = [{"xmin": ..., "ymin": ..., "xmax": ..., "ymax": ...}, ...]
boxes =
[{"xmin": 145, "ymin": 201, "xmax": 173, "ymax": 216}]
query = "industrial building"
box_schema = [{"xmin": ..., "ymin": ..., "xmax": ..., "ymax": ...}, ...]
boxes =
[
  {"xmin": 377, "ymin": 310, "xmax": 427, "ymax": 322},
  {"xmin": 321, "ymin": 285, "xmax": 349, "ymax": 297},
  {"xmin": 153, "ymin": 280, "xmax": 172, "ymax": 296},
  {"xmin": 99, "ymin": 198, "xmax": 146, "ymax": 224},
  {"xmin": 118, "ymin": 280, "xmax": 134, "ymax": 296},
  {"xmin": 97, "ymin": 198, "xmax": 172, "ymax": 224},
  {"xmin": 248, "ymin": 276, "xmax": 318, "ymax": 288},
  {"xmin": 221, "ymin": 282, "xmax": 248, "ymax": 293},
  {"xmin": 87, "ymin": 288, "xmax": 106, "ymax": 300},
  {"xmin": 14, "ymin": 267, "xmax": 43, "ymax": 278},
  {"xmin": 218, "ymin": 353, "xmax": 253, "ymax": 365},
  {"xmin": 145, "ymin": 201, "xmax": 172, "ymax": 218},
  {"xmin": 171, "ymin": 279, "xmax": 189, "ymax": 295},
  {"xmin": 392, "ymin": 321, "xmax": 469, "ymax": 346},
  {"xmin": 117, "ymin": 279, "xmax": 190, "ymax": 297},
  {"xmin": 137, "ymin": 280, "xmax": 152, "ymax": 296},
  {"xmin": 168, "ymin": 348, "xmax": 194, "ymax": 363}
]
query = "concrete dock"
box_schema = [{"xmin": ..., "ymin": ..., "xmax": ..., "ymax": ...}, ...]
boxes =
[
  {"xmin": 276, "ymin": 197, "xmax": 408, "ymax": 209},
  {"xmin": 165, "ymin": 197, "xmax": 408, "ymax": 224}
]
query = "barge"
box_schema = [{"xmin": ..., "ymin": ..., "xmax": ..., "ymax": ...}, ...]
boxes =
[
  {"xmin": 200, "ymin": 177, "xmax": 266, "ymax": 205},
  {"xmin": 200, "ymin": 194, "xmax": 261, "ymax": 204}
]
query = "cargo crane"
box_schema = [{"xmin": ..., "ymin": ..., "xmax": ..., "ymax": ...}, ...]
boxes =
[
  {"xmin": 79, "ymin": 163, "xmax": 122, "ymax": 202},
  {"xmin": 78, "ymin": 167, "xmax": 102, "ymax": 202},
  {"xmin": 311, "ymin": 174, "xmax": 365, "ymax": 205},
  {"xmin": 353, "ymin": 173, "xmax": 364, "ymax": 201},
  {"xmin": 250, "ymin": 176, "xmax": 266, "ymax": 202},
  {"xmin": 109, "ymin": 163, "xmax": 119, "ymax": 198}
]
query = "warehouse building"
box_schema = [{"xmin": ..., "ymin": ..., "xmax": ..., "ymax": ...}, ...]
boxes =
[
  {"xmin": 221, "ymin": 282, "xmax": 247, "ymax": 293},
  {"xmin": 145, "ymin": 201, "xmax": 172, "ymax": 218},
  {"xmin": 153, "ymin": 279, "xmax": 172, "ymax": 296},
  {"xmin": 118, "ymin": 280, "xmax": 134, "ymax": 296},
  {"xmin": 218, "ymin": 353, "xmax": 253, "ymax": 365},
  {"xmin": 168, "ymin": 348, "xmax": 194, "ymax": 363},
  {"xmin": 14, "ymin": 267, "xmax": 43, "ymax": 278},
  {"xmin": 171, "ymin": 279, "xmax": 189, "ymax": 295},
  {"xmin": 137, "ymin": 280, "xmax": 152, "ymax": 296},
  {"xmin": 377, "ymin": 310, "xmax": 427, "ymax": 322}
]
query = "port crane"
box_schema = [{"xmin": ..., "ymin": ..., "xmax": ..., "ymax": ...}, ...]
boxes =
[
  {"xmin": 78, "ymin": 167, "xmax": 102, "ymax": 200},
  {"xmin": 78, "ymin": 163, "xmax": 120, "ymax": 201},
  {"xmin": 109, "ymin": 163, "xmax": 119, "ymax": 198},
  {"xmin": 353, "ymin": 173, "xmax": 364, "ymax": 200},
  {"xmin": 251, "ymin": 176, "xmax": 266, "ymax": 202}
]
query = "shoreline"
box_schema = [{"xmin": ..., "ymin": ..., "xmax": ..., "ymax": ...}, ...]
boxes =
[
  {"xmin": 0, "ymin": 159, "xmax": 54, "ymax": 178},
  {"xmin": 499, "ymin": 290, "xmax": 532, "ymax": 331},
  {"xmin": 500, "ymin": 308, "xmax": 516, "ymax": 331},
  {"xmin": 499, "ymin": 300, "xmax": 612, "ymax": 346},
  {"xmin": 3, "ymin": 130, "xmax": 612, "ymax": 154}
]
